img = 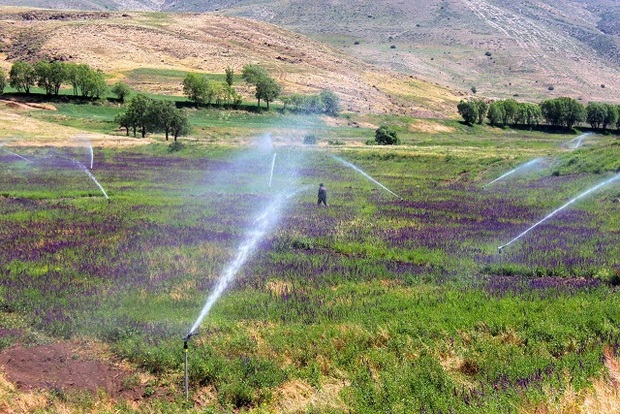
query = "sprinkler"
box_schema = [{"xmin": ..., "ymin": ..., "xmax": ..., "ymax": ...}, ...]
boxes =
[
  {"xmin": 182, "ymin": 331, "xmax": 198, "ymax": 403},
  {"xmin": 498, "ymin": 245, "xmax": 505, "ymax": 276}
]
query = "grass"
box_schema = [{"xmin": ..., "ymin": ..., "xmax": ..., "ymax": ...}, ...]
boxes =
[{"xmin": 1, "ymin": 101, "xmax": 620, "ymax": 412}]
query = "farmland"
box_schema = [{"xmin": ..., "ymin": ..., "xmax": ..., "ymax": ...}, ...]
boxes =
[{"xmin": 1, "ymin": 102, "xmax": 620, "ymax": 412}]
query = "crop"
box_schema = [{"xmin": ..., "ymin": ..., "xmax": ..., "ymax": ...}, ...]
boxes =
[{"xmin": 1, "ymin": 134, "xmax": 619, "ymax": 412}]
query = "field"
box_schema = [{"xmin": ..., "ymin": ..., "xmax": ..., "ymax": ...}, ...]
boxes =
[{"xmin": 1, "ymin": 99, "xmax": 620, "ymax": 412}]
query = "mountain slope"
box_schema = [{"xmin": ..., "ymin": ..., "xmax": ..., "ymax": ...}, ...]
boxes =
[
  {"xmin": 0, "ymin": 8, "xmax": 460, "ymax": 116},
  {"xmin": 2, "ymin": 0, "xmax": 619, "ymax": 103}
]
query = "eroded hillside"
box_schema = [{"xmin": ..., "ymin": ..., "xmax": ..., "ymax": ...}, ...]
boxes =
[{"xmin": 0, "ymin": 8, "xmax": 460, "ymax": 116}]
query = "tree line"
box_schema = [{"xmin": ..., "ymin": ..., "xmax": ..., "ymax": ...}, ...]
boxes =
[
  {"xmin": 0, "ymin": 60, "xmax": 109, "ymax": 98},
  {"xmin": 458, "ymin": 97, "xmax": 620, "ymax": 131},
  {"xmin": 182, "ymin": 64, "xmax": 340, "ymax": 115}
]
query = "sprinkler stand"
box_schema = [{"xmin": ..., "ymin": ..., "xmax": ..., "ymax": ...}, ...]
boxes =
[
  {"xmin": 183, "ymin": 340, "xmax": 189, "ymax": 402},
  {"xmin": 498, "ymin": 246, "xmax": 504, "ymax": 276}
]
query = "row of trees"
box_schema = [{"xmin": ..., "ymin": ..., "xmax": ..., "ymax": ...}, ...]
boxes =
[
  {"xmin": 182, "ymin": 64, "xmax": 341, "ymax": 115},
  {"xmin": 2, "ymin": 60, "xmax": 109, "ymax": 98},
  {"xmin": 458, "ymin": 97, "xmax": 620, "ymax": 131},
  {"xmin": 114, "ymin": 94, "xmax": 190, "ymax": 141}
]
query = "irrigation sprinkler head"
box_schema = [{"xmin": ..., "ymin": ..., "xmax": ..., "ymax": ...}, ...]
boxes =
[
  {"xmin": 182, "ymin": 330, "xmax": 198, "ymax": 342},
  {"xmin": 498, "ymin": 245, "xmax": 505, "ymax": 254}
]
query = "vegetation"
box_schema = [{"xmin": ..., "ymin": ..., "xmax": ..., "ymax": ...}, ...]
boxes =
[
  {"xmin": 111, "ymin": 81, "xmax": 132, "ymax": 103},
  {"xmin": 457, "ymin": 96, "xmax": 620, "ymax": 132},
  {"xmin": 374, "ymin": 124, "xmax": 400, "ymax": 145},
  {"xmin": 241, "ymin": 64, "xmax": 281, "ymax": 109},
  {"xmin": 0, "ymin": 67, "xmax": 5, "ymax": 94},
  {"xmin": 114, "ymin": 93, "xmax": 190, "ymax": 140}
]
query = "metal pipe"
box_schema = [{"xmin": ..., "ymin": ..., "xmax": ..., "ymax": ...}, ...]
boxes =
[
  {"xmin": 498, "ymin": 246, "xmax": 503, "ymax": 276},
  {"xmin": 184, "ymin": 340, "xmax": 189, "ymax": 402}
]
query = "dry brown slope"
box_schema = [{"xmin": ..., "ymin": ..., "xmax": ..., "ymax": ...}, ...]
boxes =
[{"xmin": 0, "ymin": 8, "xmax": 461, "ymax": 116}]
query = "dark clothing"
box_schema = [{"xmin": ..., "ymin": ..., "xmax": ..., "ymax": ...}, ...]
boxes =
[{"xmin": 317, "ymin": 185, "xmax": 328, "ymax": 206}]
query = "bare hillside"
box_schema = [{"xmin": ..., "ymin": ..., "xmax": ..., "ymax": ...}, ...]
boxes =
[{"xmin": 0, "ymin": 7, "xmax": 460, "ymax": 116}]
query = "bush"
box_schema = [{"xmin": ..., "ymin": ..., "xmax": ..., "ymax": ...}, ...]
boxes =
[
  {"xmin": 303, "ymin": 134, "xmax": 318, "ymax": 145},
  {"xmin": 375, "ymin": 125, "xmax": 400, "ymax": 145},
  {"xmin": 168, "ymin": 141, "xmax": 184, "ymax": 152}
]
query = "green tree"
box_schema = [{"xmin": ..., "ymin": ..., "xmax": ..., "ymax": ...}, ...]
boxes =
[
  {"xmin": 587, "ymin": 102, "xmax": 606, "ymax": 130},
  {"xmin": 170, "ymin": 109, "xmax": 191, "ymax": 142},
  {"xmin": 35, "ymin": 61, "xmax": 67, "ymax": 95},
  {"xmin": 472, "ymin": 99, "xmax": 488, "ymax": 124},
  {"xmin": 9, "ymin": 61, "xmax": 36, "ymax": 94},
  {"xmin": 182, "ymin": 73, "xmax": 208, "ymax": 105},
  {"xmin": 75, "ymin": 65, "xmax": 107, "ymax": 98},
  {"xmin": 0, "ymin": 67, "xmax": 6, "ymax": 94},
  {"xmin": 241, "ymin": 64, "xmax": 268, "ymax": 85},
  {"xmin": 111, "ymin": 81, "xmax": 131, "ymax": 103},
  {"xmin": 540, "ymin": 97, "xmax": 585, "ymax": 128},
  {"xmin": 146, "ymin": 100, "xmax": 190, "ymax": 141},
  {"xmin": 375, "ymin": 125, "xmax": 400, "ymax": 145},
  {"xmin": 457, "ymin": 100, "xmax": 478, "ymax": 125},
  {"xmin": 225, "ymin": 66, "xmax": 234, "ymax": 86},
  {"xmin": 114, "ymin": 111, "xmax": 132, "ymax": 136},
  {"xmin": 602, "ymin": 103, "xmax": 618, "ymax": 131},
  {"xmin": 487, "ymin": 101, "xmax": 505, "ymax": 127},
  {"xmin": 242, "ymin": 64, "xmax": 280, "ymax": 108},
  {"xmin": 515, "ymin": 103, "xmax": 542, "ymax": 126},
  {"xmin": 320, "ymin": 89, "xmax": 341, "ymax": 116},
  {"xmin": 125, "ymin": 94, "xmax": 152, "ymax": 137},
  {"xmin": 500, "ymin": 99, "xmax": 519, "ymax": 125},
  {"xmin": 255, "ymin": 77, "xmax": 281, "ymax": 109}
]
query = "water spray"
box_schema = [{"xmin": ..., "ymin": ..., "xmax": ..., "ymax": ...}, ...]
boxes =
[
  {"xmin": 1, "ymin": 148, "xmax": 34, "ymax": 164},
  {"xmin": 498, "ymin": 173, "xmax": 620, "ymax": 251},
  {"xmin": 269, "ymin": 153, "xmax": 277, "ymax": 188},
  {"xmin": 483, "ymin": 158, "xmax": 542, "ymax": 187},
  {"xmin": 330, "ymin": 154, "xmax": 402, "ymax": 199},
  {"xmin": 89, "ymin": 144, "xmax": 94, "ymax": 170},
  {"xmin": 64, "ymin": 158, "xmax": 109, "ymax": 200},
  {"xmin": 567, "ymin": 132, "xmax": 592, "ymax": 149}
]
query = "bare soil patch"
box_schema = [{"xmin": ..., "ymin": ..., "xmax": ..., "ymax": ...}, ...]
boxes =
[{"xmin": 0, "ymin": 341, "xmax": 144, "ymax": 400}]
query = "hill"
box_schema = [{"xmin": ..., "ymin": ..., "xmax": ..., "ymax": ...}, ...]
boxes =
[
  {"xmin": 0, "ymin": 7, "xmax": 460, "ymax": 117},
  {"xmin": 1, "ymin": 0, "xmax": 619, "ymax": 103}
]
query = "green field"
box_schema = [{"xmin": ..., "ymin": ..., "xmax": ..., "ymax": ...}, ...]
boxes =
[{"xmin": 1, "ymin": 104, "xmax": 620, "ymax": 413}]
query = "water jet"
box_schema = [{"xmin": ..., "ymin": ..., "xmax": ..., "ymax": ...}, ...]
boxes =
[
  {"xmin": 483, "ymin": 158, "xmax": 542, "ymax": 187},
  {"xmin": 330, "ymin": 154, "xmax": 401, "ymax": 199},
  {"xmin": 498, "ymin": 173, "xmax": 620, "ymax": 250}
]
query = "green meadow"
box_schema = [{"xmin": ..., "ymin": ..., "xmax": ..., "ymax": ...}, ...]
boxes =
[{"xmin": 1, "ymin": 102, "xmax": 620, "ymax": 413}]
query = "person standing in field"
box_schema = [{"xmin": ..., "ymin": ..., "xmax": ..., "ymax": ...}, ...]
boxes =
[{"xmin": 317, "ymin": 183, "xmax": 328, "ymax": 206}]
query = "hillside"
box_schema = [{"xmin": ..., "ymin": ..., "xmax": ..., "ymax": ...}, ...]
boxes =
[
  {"xmin": 0, "ymin": 7, "xmax": 460, "ymax": 117},
  {"xmin": 2, "ymin": 0, "xmax": 619, "ymax": 104}
]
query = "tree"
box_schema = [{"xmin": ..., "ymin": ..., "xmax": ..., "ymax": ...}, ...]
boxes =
[
  {"xmin": 472, "ymin": 99, "xmax": 488, "ymax": 124},
  {"xmin": 111, "ymin": 81, "xmax": 131, "ymax": 103},
  {"xmin": 241, "ymin": 64, "xmax": 268, "ymax": 85},
  {"xmin": 515, "ymin": 103, "xmax": 542, "ymax": 126},
  {"xmin": 375, "ymin": 125, "xmax": 400, "ymax": 145},
  {"xmin": 487, "ymin": 101, "xmax": 506, "ymax": 126},
  {"xmin": 0, "ymin": 67, "xmax": 5, "ymax": 94},
  {"xmin": 225, "ymin": 66, "xmax": 234, "ymax": 86},
  {"xmin": 9, "ymin": 61, "xmax": 36, "ymax": 94},
  {"xmin": 145, "ymin": 100, "xmax": 190, "ymax": 141},
  {"xmin": 602, "ymin": 103, "xmax": 618, "ymax": 131},
  {"xmin": 182, "ymin": 73, "xmax": 208, "ymax": 105},
  {"xmin": 255, "ymin": 76, "xmax": 281, "ymax": 109},
  {"xmin": 33, "ymin": 61, "xmax": 68, "ymax": 96},
  {"xmin": 540, "ymin": 97, "xmax": 585, "ymax": 128},
  {"xmin": 125, "ymin": 94, "xmax": 152, "ymax": 137},
  {"xmin": 587, "ymin": 102, "xmax": 606, "ymax": 130},
  {"xmin": 320, "ymin": 89, "xmax": 341, "ymax": 116},
  {"xmin": 114, "ymin": 111, "xmax": 132, "ymax": 136},
  {"xmin": 457, "ymin": 100, "xmax": 478, "ymax": 125},
  {"xmin": 170, "ymin": 109, "xmax": 191, "ymax": 142},
  {"xmin": 80, "ymin": 68, "xmax": 107, "ymax": 98},
  {"xmin": 241, "ymin": 64, "xmax": 280, "ymax": 108}
]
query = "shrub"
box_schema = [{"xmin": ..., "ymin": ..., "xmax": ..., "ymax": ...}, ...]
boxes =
[
  {"xmin": 168, "ymin": 141, "xmax": 184, "ymax": 152},
  {"xmin": 375, "ymin": 125, "xmax": 400, "ymax": 145},
  {"xmin": 303, "ymin": 134, "xmax": 318, "ymax": 145}
]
